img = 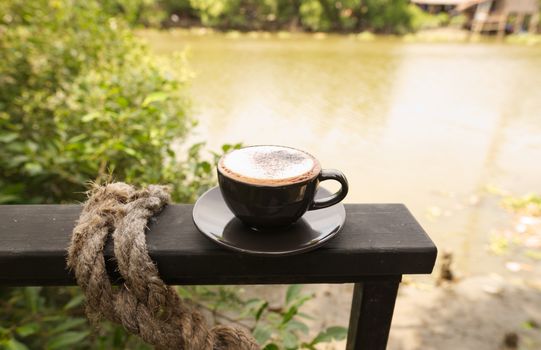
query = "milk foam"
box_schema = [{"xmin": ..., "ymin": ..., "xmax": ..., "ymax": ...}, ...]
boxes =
[{"xmin": 219, "ymin": 146, "xmax": 321, "ymax": 185}]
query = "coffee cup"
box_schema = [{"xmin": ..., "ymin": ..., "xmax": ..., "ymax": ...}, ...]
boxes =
[{"xmin": 217, "ymin": 145, "xmax": 348, "ymax": 229}]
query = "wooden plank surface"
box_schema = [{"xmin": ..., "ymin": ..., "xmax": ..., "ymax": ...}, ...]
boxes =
[{"xmin": 0, "ymin": 204, "xmax": 436, "ymax": 286}]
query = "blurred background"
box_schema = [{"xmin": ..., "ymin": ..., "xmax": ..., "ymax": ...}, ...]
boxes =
[{"xmin": 1, "ymin": 0, "xmax": 540, "ymax": 349}]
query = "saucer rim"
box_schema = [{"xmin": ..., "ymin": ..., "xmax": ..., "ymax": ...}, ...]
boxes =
[{"xmin": 192, "ymin": 186, "xmax": 345, "ymax": 256}]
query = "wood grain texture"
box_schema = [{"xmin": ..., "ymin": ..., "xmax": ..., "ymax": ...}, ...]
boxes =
[{"xmin": 0, "ymin": 204, "xmax": 436, "ymax": 286}]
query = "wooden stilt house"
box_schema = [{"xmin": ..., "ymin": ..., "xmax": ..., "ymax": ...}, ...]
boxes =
[
  {"xmin": 457, "ymin": 0, "xmax": 539, "ymax": 35},
  {"xmin": 411, "ymin": 0, "xmax": 539, "ymax": 35}
]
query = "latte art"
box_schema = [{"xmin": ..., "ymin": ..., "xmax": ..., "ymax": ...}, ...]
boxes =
[{"xmin": 218, "ymin": 146, "xmax": 321, "ymax": 186}]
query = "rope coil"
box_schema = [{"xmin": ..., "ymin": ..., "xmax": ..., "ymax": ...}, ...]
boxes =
[{"xmin": 67, "ymin": 182, "xmax": 259, "ymax": 349}]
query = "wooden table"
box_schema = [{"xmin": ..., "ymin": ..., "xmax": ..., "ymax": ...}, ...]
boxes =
[{"xmin": 0, "ymin": 204, "xmax": 437, "ymax": 349}]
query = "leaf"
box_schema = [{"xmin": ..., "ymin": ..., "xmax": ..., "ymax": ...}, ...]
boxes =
[
  {"xmin": 220, "ymin": 143, "xmax": 243, "ymax": 154},
  {"xmin": 323, "ymin": 326, "xmax": 347, "ymax": 340},
  {"xmin": 116, "ymin": 96, "xmax": 129, "ymax": 107},
  {"xmin": 266, "ymin": 312, "xmax": 282, "ymax": 325},
  {"xmin": 188, "ymin": 142, "xmax": 205, "ymax": 157},
  {"xmin": 310, "ymin": 331, "xmax": 332, "ymax": 345},
  {"xmin": 252, "ymin": 325, "xmax": 272, "ymax": 345},
  {"xmin": 262, "ymin": 344, "xmax": 279, "ymax": 350},
  {"xmin": 286, "ymin": 285, "xmax": 303, "ymax": 305},
  {"xmin": 282, "ymin": 331, "xmax": 299, "ymax": 349},
  {"xmin": 68, "ymin": 134, "xmax": 87, "ymax": 144},
  {"xmin": 286, "ymin": 320, "xmax": 309, "ymax": 334},
  {"xmin": 23, "ymin": 163, "xmax": 43, "ymax": 176},
  {"xmin": 297, "ymin": 312, "xmax": 314, "ymax": 320},
  {"xmin": 176, "ymin": 286, "xmax": 191, "ymax": 298},
  {"xmin": 8, "ymin": 155, "xmax": 27, "ymax": 167},
  {"xmin": 521, "ymin": 319, "xmax": 539, "ymax": 330},
  {"xmin": 199, "ymin": 161, "xmax": 211, "ymax": 173},
  {"xmin": 281, "ymin": 306, "xmax": 298, "ymax": 325},
  {"xmin": 301, "ymin": 344, "xmax": 316, "ymax": 350},
  {"xmin": 50, "ymin": 318, "xmax": 87, "ymax": 334},
  {"xmin": 25, "ymin": 141, "xmax": 38, "ymax": 153},
  {"xmin": 0, "ymin": 194, "xmax": 20, "ymax": 204},
  {"xmin": 291, "ymin": 295, "xmax": 313, "ymax": 309},
  {"xmin": 255, "ymin": 301, "xmax": 269, "ymax": 321},
  {"xmin": 16, "ymin": 323, "xmax": 40, "ymax": 337},
  {"xmin": 0, "ymin": 133, "xmax": 18, "ymax": 143},
  {"xmin": 310, "ymin": 326, "xmax": 348, "ymax": 345},
  {"xmin": 42, "ymin": 316, "xmax": 63, "ymax": 322},
  {"xmin": 244, "ymin": 298, "xmax": 263, "ymax": 309},
  {"xmin": 142, "ymin": 92, "xmax": 168, "ymax": 107},
  {"xmin": 124, "ymin": 148, "xmax": 137, "ymax": 156},
  {"xmin": 63, "ymin": 294, "xmax": 85, "ymax": 310},
  {"xmin": 24, "ymin": 287, "xmax": 41, "ymax": 314},
  {"xmin": 221, "ymin": 144, "xmax": 232, "ymax": 153},
  {"xmin": 81, "ymin": 112, "xmax": 100, "ymax": 122},
  {"xmin": 5, "ymin": 338, "xmax": 29, "ymax": 350},
  {"xmin": 46, "ymin": 331, "xmax": 90, "ymax": 349}
]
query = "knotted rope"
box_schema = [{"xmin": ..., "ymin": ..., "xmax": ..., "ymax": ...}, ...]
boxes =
[{"xmin": 67, "ymin": 182, "xmax": 259, "ymax": 349}]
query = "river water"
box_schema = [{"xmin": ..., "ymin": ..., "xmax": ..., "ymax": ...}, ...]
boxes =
[{"xmin": 142, "ymin": 31, "xmax": 541, "ymax": 276}]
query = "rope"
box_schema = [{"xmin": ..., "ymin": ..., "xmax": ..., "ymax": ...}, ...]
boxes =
[{"xmin": 67, "ymin": 182, "xmax": 259, "ymax": 349}]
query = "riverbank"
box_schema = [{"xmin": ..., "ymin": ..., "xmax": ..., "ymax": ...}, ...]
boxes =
[{"xmin": 137, "ymin": 27, "xmax": 541, "ymax": 45}]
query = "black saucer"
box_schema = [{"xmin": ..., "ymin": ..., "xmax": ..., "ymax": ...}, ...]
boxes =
[{"xmin": 192, "ymin": 187, "xmax": 346, "ymax": 256}]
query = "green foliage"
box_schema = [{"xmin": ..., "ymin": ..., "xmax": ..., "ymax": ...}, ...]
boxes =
[
  {"xmin": 408, "ymin": 4, "xmax": 449, "ymax": 31},
  {"xmin": 0, "ymin": 0, "xmax": 228, "ymax": 348},
  {"xmin": 361, "ymin": 0, "xmax": 411, "ymax": 34},
  {"xmin": 0, "ymin": 287, "xmax": 150, "ymax": 349},
  {"xmin": 191, "ymin": 0, "xmax": 416, "ymax": 33},
  {"xmin": 181, "ymin": 0, "xmax": 408, "ymax": 33},
  {"xmin": 299, "ymin": 1, "xmax": 329, "ymax": 32},
  {"xmin": 99, "ymin": 0, "xmax": 167, "ymax": 27},
  {"xmin": 100, "ymin": 0, "xmax": 425, "ymax": 34},
  {"xmin": 178, "ymin": 285, "xmax": 347, "ymax": 349},
  {"xmin": 187, "ymin": 0, "xmax": 224, "ymax": 26},
  {"xmin": 449, "ymin": 14, "xmax": 467, "ymax": 28},
  {"xmin": 187, "ymin": 0, "xmax": 280, "ymax": 30},
  {"xmin": 0, "ymin": 0, "xmax": 222, "ymax": 204}
]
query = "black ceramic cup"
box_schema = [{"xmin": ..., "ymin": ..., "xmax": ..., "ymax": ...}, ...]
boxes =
[{"xmin": 217, "ymin": 145, "xmax": 348, "ymax": 229}]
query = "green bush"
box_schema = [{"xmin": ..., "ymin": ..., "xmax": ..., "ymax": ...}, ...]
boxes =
[
  {"xmin": 187, "ymin": 0, "xmax": 279, "ymax": 30},
  {"xmin": 449, "ymin": 14, "xmax": 467, "ymax": 28},
  {"xmin": 0, "ymin": 1, "xmax": 222, "ymax": 347},
  {"xmin": 0, "ymin": 1, "xmax": 347, "ymax": 349},
  {"xmin": 178, "ymin": 285, "xmax": 347, "ymax": 350},
  {"xmin": 100, "ymin": 0, "xmax": 419, "ymax": 34},
  {"xmin": 362, "ymin": 0, "xmax": 412, "ymax": 34},
  {"xmin": 299, "ymin": 0, "xmax": 329, "ymax": 31},
  {"xmin": 99, "ymin": 0, "xmax": 167, "ymax": 27},
  {"xmin": 408, "ymin": 4, "xmax": 449, "ymax": 31},
  {"xmin": 0, "ymin": 0, "xmax": 219, "ymax": 205},
  {"xmin": 0, "ymin": 286, "xmax": 151, "ymax": 349}
]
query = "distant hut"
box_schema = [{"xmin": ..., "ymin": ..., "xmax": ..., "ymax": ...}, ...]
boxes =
[
  {"xmin": 457, "ymin": 0, "xmax": 539, "ymax": 35},
  {"xmin": 411, "ymin": 0, "xmax": 540, "ymax": 35}
]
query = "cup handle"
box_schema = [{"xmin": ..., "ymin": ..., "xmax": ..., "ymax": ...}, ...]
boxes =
[{"xmin": 309, "ymin": 169, "xmax": 349, "ymax": 210}]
